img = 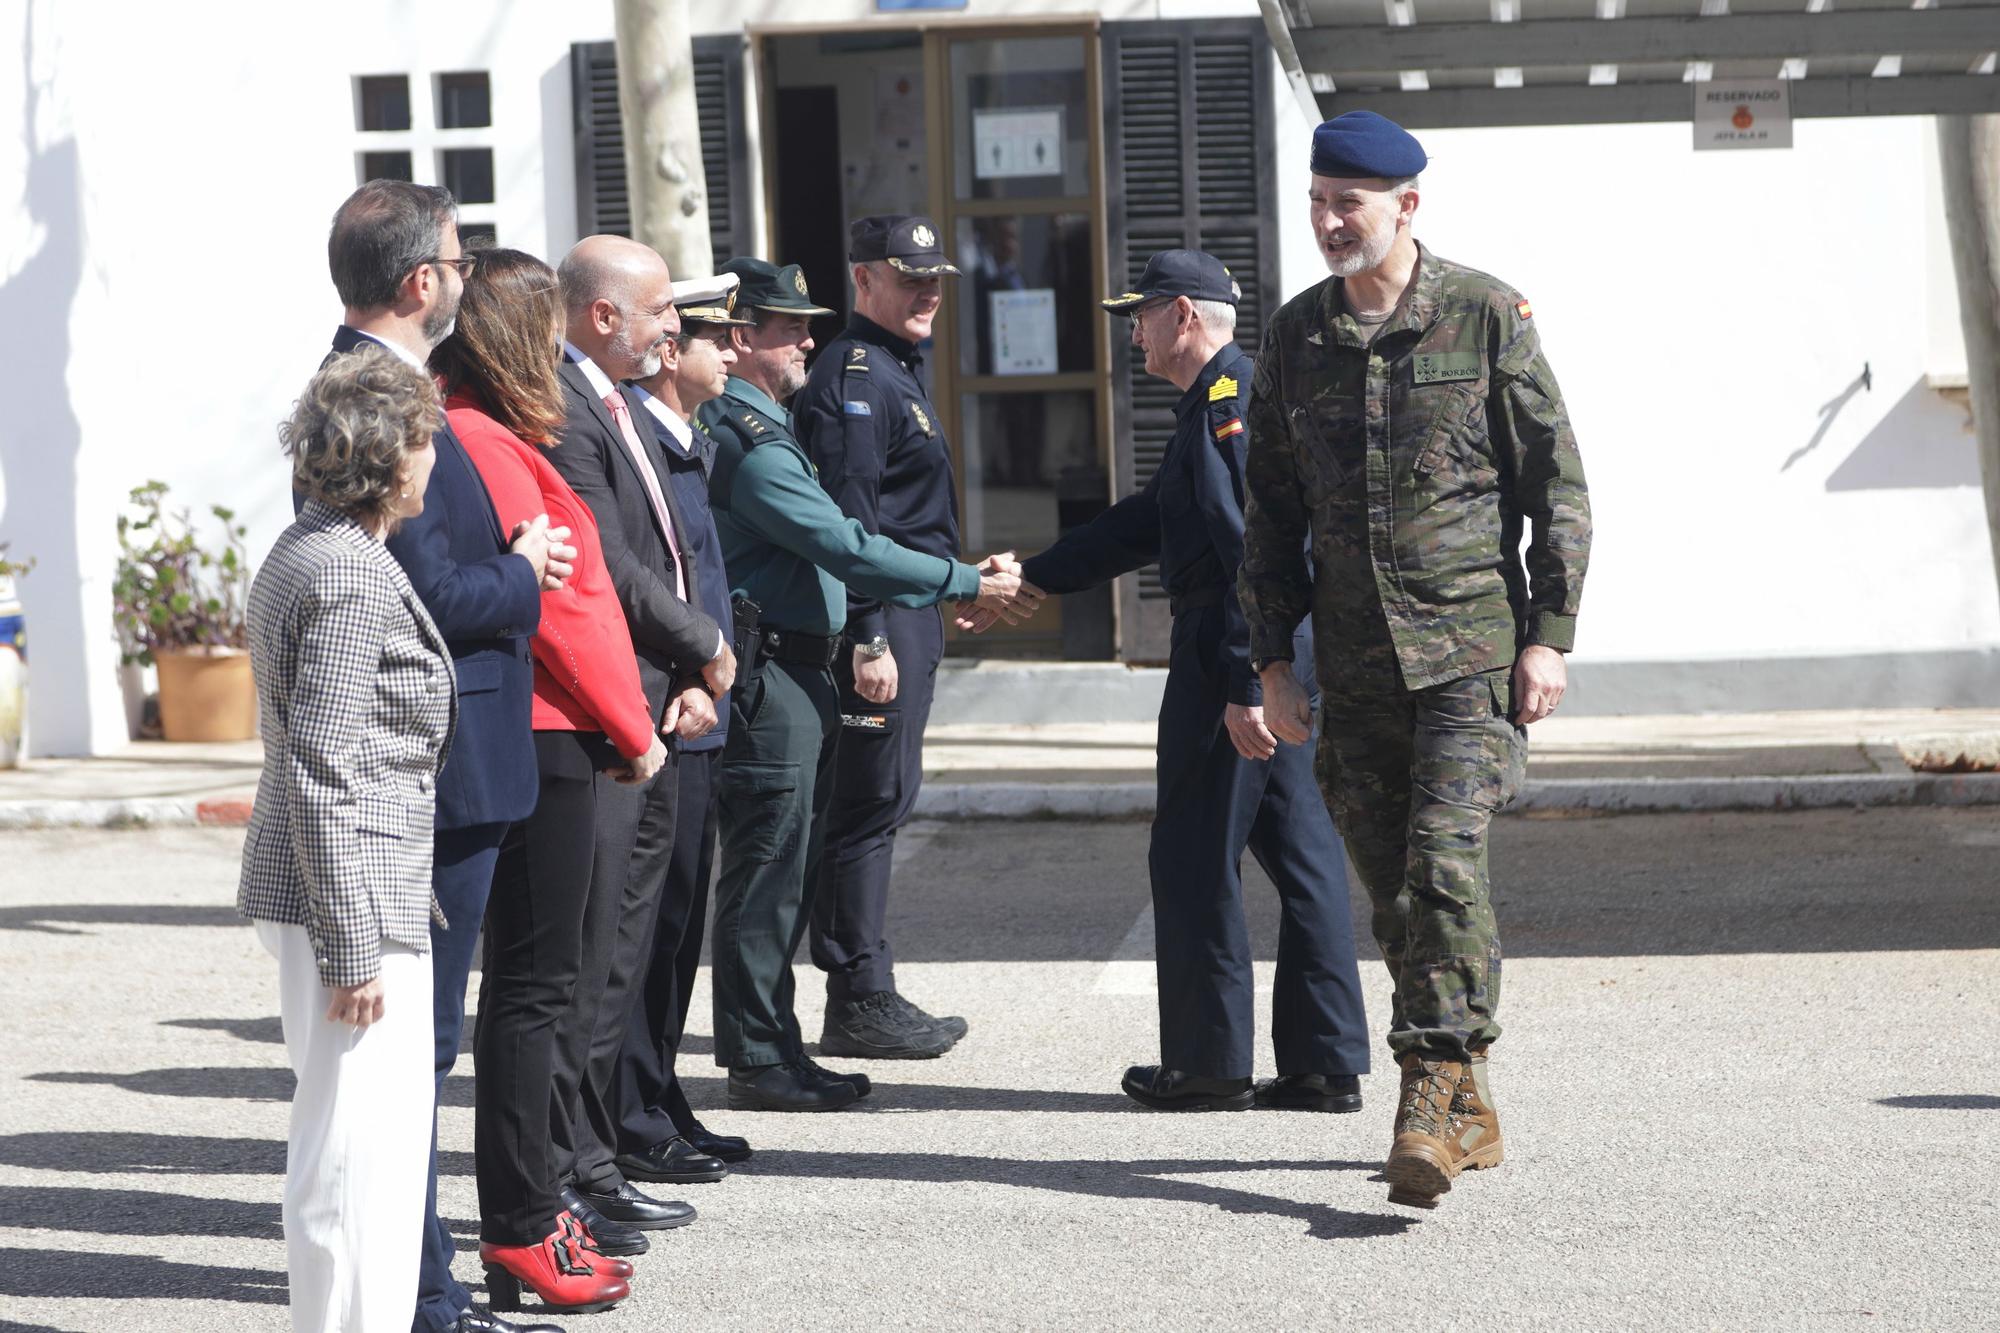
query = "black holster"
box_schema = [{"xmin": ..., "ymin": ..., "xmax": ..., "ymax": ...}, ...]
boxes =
[{"xmin": 731, "ymin": 595, "xmax": 763, "ymax": 675}]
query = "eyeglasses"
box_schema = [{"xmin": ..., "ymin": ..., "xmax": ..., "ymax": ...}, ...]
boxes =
[{"xmin": 425, "ymin": 254, "xmax": 478, "ymax": 278}]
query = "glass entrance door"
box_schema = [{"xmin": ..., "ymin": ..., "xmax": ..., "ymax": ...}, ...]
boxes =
[
  {"xmin": 757, "ymin": 22, "xmax": 1110, "ymax": 658},
  {"xmin": 935, "ymin": 30, "xmax": 1107, "ymax": 656}
]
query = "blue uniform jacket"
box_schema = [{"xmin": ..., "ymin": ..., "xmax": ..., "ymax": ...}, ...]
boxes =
[
  {"xmin": 1020, "ymin": 342, "xmax": 1310, "ymax": 708},
  {"xmin": 315, "ymin": 325, "xmax": 541, "ymax": 828},
  {"xmin": 794, "ymin": 315, "xmax": 962, "ymax": 643},
  {"xmin": 632, "ymin": 385, "xmax": 731, "ymax": 753}
]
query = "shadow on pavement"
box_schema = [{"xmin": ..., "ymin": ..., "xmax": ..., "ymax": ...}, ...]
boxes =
[
  {"xmin": 0, "ymin": 1131, "xmax": 284, "ymax": 1175},
  {"xmin": 27, "ymin": 1067, "xmax": 478, "ymax": 1109},
  {"xmin": 1876, "ymin": 1094, "xmax": 2000, "ymax": 1110},
  {"xmin": 0, "ymin": 1248, "xmax": 285, "ymax": 1303},
  {"xmin": 0, "ymin": 1185, "xmax": 279, "ymax": 1239},
  {"xmin": 0, "ymin": 904, "xmax": 243, "ymax": 935},
  {"xmin": 160, "ymin": 1016, "xmax": 283, "ymax": 1045},
  {"xmin": 743, "ymin": 1149, "xmax": 1411, "ymax": 1240}
]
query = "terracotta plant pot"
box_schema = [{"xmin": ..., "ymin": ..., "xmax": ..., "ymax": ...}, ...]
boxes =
[{"xmin": 155, "ymin": 647, "xmax": 257, "ymax": 742}]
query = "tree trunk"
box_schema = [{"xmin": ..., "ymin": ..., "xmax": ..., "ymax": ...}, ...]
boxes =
[
  {"xmin": 613, "ymin": 0, "xmax": 712, "ymax": 277},
  {"xmin": 1938, "ymin": 115, "xmax": 2000, "ymax": 600}
]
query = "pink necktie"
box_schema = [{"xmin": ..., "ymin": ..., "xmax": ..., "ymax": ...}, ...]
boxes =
[{"xmin": 604, "ymin": 392, "xmax": 688, "ymax": 602}]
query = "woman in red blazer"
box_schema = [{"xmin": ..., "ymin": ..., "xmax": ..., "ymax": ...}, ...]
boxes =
[{"xmin": 430, "ymin": 248, "xmax": 656, "ymax": 1315}]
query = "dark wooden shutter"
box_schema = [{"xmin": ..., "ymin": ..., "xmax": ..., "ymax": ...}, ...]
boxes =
[
  {"xmin": 571, "ymin": 35, "xmax": 752, "ymax": 262},
  {"xmin": 1102, "ymin": 18, "xmax": 1278, "ymax": 663}
]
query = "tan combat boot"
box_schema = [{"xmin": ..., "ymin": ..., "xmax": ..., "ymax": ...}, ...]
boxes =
[
  {"xmin": 1452, "ymin": 1047, "xmax": 1505, "ymax": 1172},
  {"xmin": 1384, "ymin": 1054, "xmax": 1466, "ymax": 1209}
]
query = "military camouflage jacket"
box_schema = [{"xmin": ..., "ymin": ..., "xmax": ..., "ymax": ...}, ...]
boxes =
[{"xmin": 1237, "ymin": 245, "xmax": 1591, "ymax": 690}]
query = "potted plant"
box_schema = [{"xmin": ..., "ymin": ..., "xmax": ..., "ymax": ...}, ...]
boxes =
[
  {"xmin": 111, "ymin": 481, "xmax": 255, "ymax": 742},
  {"xmin": 0, "ymin": 543, "xmax": 31, "ymax": 767}
]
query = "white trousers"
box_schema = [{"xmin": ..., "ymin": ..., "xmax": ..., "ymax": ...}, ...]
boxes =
[{"xmin": 258, "ymin": 920, "xmax": 434, "ymax": 1333}]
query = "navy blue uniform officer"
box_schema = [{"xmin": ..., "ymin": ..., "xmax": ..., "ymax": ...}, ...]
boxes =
[
  {"xmin": 966, "ymin": 249, "xmax": 1370, "ymax": 1112},
  {"xmin": 318, "ymin": 181, "xmax": 573, "ymax": 1333},
  {"xmin": 794, "ymin": 216, "xmax": 1046, "ymax": 1062},
  {"xmin": 698, "ymin": 256, "xmax": 1030, "ymax": 1112}
]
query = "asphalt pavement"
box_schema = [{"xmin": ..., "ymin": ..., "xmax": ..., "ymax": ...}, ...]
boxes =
[{"xmin": 0, "ymin": 808, "xmax": 1996, "ymax": 1329}]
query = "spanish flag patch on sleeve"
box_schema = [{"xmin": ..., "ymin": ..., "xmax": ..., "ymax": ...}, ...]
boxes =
[
  {"xmin": 1515, "ymin": 299, "xmax": 1533, "ymax": 320},
  {"xmin": 1214, "ymin": 417, "xmax": 1245, "ymax": 441}
]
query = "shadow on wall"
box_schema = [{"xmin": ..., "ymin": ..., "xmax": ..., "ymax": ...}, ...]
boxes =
[
  {"xmin": 0, "ymin": 4, "xmax": 86, "ymax": 754},
  {"xmin": 1787, "ymin": 374, "xmax": 1981, "ymax": 491}
]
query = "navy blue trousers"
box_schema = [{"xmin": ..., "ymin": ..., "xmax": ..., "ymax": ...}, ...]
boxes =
[
  {"xmin": 813, "ymin": 604, "xmax": 941, "ymax": 1005},
  {"xmin": 1149, "ymin": 607, "xmax": 1370, "ymax": 1081},
  {"xmin": 411, "ymin": 822, "xmax": 506, "ymax": 1333},
  {"xmin": 616, "ymin": 747, "xmax": 718, "ymax": 1151}
]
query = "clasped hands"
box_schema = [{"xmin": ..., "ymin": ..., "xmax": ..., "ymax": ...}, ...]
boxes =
[
  {"xmin": 952, "ymin": 552, "xmax": 1047, "ymax": 635},
  {"xmin": 509, "ymin": 513, "xmax": 578, "ymax": 592}
]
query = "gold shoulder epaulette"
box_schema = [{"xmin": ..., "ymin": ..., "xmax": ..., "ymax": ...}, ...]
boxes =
[{"xmin": 1209, "ymin": 375, "xmax": 1238, "ymax": 402}]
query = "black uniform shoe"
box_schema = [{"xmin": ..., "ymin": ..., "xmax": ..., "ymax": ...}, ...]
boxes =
[
  {"xmin": 1120, "ymin": 1065, "xmax": 1255, "ymax": 1111},
  {"xmin": 568, "ymin": 1180, "xmax": 695, "ymax": 1230},
  {"xmin": 683, "ymin": 1121, "xmax": 752, "ymax": 1163},
  {"xmin": 615, "ymin": 1136, "xmax": 728, "ymax": 1184},
  {"xmin": 1254, "ymin": 1073, "xmax": 1364, "ymax": 1113},
  {"xmin": 820, "ymin": 990, "xmax": 956, "ymax": 1059},
  {"xmin": 557, "ymin": 1187, "xmax": 650, "ymax": 1257},
  {"xmin": 456, "ymin": 1305, "xmax": 566, "ymax": 1332},
  {"xmin": 887, "ymin": 990, "xmax": 969, "ymax": 1043},
  {"xmin": 799, "ymin": 1053, "xmax": 871, "ymax": 1097},
  {"xmin": 727, "ymin": 1060, "xmax": 861, "ymax": 1112}
]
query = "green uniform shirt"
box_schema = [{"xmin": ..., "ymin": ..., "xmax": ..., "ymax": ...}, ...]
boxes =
[
  {"xmin": 699, "ymin": 377, "xmax": 980, "ymax": 637},
  {"xmin": 1238, "ymin": 245, "xmax": 1592, "ymax": 690}
]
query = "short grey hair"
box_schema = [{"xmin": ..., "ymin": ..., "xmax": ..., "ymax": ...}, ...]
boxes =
[
  {"xmin": 1386, "ymin": 174, "xmax": 1420, "ymax": 196},
  {"xmin": 1191, "ymin": 298, "xmax": 1238, "ymax": 337},
  {"xmin": 282, "ymin": 344, "xmax": 440, "ymax": 532},
  {"xmin": 328, "ymin": 180, "xmax": 458, "ymax": 311}
]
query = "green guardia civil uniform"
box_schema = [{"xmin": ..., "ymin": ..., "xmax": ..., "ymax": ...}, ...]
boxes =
[
  {"xmin": 699, "ymin": 374, "xmax": 979, "ymax": 1069},
  {"xmin": 1237, "ymin": 244, "xmax": 1592, "ymax": 1062}
]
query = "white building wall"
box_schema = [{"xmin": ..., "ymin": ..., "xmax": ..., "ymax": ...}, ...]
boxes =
[{"xmin": 1, "ymin": 0, "xmax": 1993, "ymax": 754}]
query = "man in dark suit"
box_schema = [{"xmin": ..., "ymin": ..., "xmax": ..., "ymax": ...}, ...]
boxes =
[
  {"xmin": 617, "ymin": 274, "xmax": 755, "ymax": 1180},
  {"xmin": 321, "ymin": 180, "xmax": 570, "ymax": 1333},
  {"xmin": 545, "ymin": 234, "xmax": 735, "ymax": 1245}
]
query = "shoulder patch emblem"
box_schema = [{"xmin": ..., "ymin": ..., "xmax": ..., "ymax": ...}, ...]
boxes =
[
  {"xmin": 910, "ymin": 402, "xmax": 934, "ymax": 437},
  {"xmin": 843, "ymin": 400, "xmax": 872, "ymax": 417},
  {"xmin": 1516, "ymin": 299, "xmax": 1533, "ymax": 320},
  {"xmin": 1213, "ymin": 417, "xmax": 1245, "ymax": 441},
  {"xmin": 1208, "ymin": 375, "xmax": 1239, "ymax": 403}
]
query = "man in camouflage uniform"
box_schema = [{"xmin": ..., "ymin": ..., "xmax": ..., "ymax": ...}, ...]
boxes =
[{"xmin": 1237, "ymin": 111, "xmax": 1591, "ymax": 1210}]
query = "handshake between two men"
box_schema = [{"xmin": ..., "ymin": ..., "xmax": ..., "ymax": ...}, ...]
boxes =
[{"xmin": 844, "ymin": 552, "xmax": 1045, "ymax": 705}]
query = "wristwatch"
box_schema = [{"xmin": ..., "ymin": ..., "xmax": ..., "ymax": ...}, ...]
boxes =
[
  {"xmin": 1250, "ymin": 653, "xmax": 1293, "ymax": 674},
  {"xmin": 854, "ymin": 634, "xmax": 892, "ymax": 660}
]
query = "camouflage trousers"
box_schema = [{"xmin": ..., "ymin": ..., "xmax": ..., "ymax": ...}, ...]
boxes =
[{"xmin": 1315, "ymin": 666, "xmax": 1527, "ymax": 1060}]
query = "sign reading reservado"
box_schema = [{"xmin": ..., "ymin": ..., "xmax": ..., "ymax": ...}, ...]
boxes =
[{"xmin": 1693, "ymin": 79, "xmax": 1792, "ymax": 151}]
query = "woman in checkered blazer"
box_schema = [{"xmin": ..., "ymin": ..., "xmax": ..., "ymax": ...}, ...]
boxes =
[{"xmin": 239, "ymin": 345, "xmax": 457, "ymax": 1332}]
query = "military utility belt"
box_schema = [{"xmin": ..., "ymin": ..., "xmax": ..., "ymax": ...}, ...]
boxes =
[
  {"xmin": 760, "ymin": 627, "xmax": 842, "ymax": 670},
  {"xmin": 1169, "ymin": 584, "xmax": 1225, "ymax": 617}
]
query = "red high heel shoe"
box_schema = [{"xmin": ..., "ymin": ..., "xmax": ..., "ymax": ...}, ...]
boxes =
[
  {"xmin": 560, "ymin": 1209, "xmax": 635, "ymax": 1277},
  {"xmin": 480, "ymin": 1222, "xmax": 631, "ymax": 1314}
]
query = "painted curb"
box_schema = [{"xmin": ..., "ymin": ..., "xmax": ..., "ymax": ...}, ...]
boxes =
[{"xmin": 5, "ymin": 771, "xmax": 1999, "ymax": 830}]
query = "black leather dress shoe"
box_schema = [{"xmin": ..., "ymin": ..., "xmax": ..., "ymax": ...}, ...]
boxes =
[
  {"xmin": 557, "ymin": 1186, "xmax": 651, "ymax": 1255},
  {"xmin": 456, "ymin": 1305, "xmax": 566, "ymax": 1332},
  {"xmin": 683, "ymin": 1122, "xmax": 752, "ymax": 1163},
  {"xmin": 615, "ymin": 1136, "xmax": 728, "ymax": 1184},
  {"xmin": 727, "ymin": 1059, "xmax": 860, "ymax": 1112},
  {"xmin": 1254, "ymin": 1072, "xmax": 1364, "ymax": 1113},
  {"xmin": 574, "ymin": 1179, "xmax": 696, "ymax": 1230},
  {"xmin": 1120, "ymin": 1065, "xmax": 1255, "ymax": 1111}
]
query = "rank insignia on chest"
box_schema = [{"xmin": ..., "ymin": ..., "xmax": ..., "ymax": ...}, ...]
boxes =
[
  {"xmin": 1209, "ymin": 375, "xmax": 1239, "ymax": 403},
  {"xmin": 1411, "ymin": 351, "xmax": 1481, "ymax": 385},
  {"xmin": 910, "ymin": 402, "xmax": 934, "ymax": 436},
  {"xmin": 1213, "ymin": 417, "xmax": 1245, "ymax": 441}
]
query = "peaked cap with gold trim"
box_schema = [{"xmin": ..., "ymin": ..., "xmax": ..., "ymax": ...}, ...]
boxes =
[{"xmin": 849, "ymin": 214, "xmax": 961, "ymax": 277}]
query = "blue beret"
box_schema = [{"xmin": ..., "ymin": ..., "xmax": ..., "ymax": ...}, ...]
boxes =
[{"xmin": 1310, "ymin": 111, "xmax": 1427, "ymax": 180}]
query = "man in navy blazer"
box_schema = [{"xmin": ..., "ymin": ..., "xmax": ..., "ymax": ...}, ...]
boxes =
[{"xmin": 320, "ymin": 180, "xmax": 571, "ymax": 1333}]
